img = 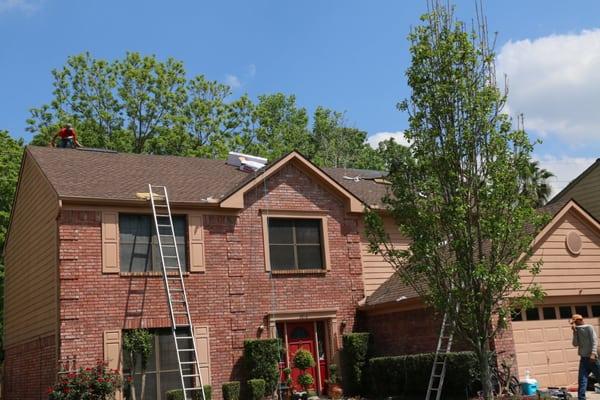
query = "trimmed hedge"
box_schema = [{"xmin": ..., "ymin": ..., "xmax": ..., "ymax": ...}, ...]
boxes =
[
  {"xmin": 367, "ymin": 352, "xmax": 478, "ymax": 398},
  {"xmin": 165, "ymin": 385, "xmax": 212, "ymax": 400},
  {"xmin": 342, "ymin": 333, "xmax": 370, "ymax": 395},
  {"xmin": 247, "ymin": 378, "xmax": 266, "ymax": 400},
  {"xmin": 243, "ymin": 339, "xmax": 280, "ymax": 395},
  {"xmin": 222, "ymin": 381, "xmax": 241, "ymax": 400}
]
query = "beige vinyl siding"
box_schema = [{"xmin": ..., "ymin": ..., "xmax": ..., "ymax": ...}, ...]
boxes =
[
  {"xmin": 521, "ymin": 207, "xmax": 600, "ymax": 297},
  {"xmin": 360, "ymin": 217, "xmax": 410, "ymax": 296},
  {"xmin": 553, "ymin": 164, "xmax": 600, "ymax": 221},
  {"xmin": 4, "ymin": 153, "xmax": 59, "ymax": 347}
]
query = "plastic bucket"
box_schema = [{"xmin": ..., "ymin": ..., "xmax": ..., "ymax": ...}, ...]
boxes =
[{"xmin": 521, "ymin": 381, "xmax": 539, "ymax": 396}]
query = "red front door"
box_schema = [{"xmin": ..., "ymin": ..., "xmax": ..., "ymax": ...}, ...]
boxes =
[{"xmin": 286, "ymin": 322, "xmax": 318, "ymax": 392}]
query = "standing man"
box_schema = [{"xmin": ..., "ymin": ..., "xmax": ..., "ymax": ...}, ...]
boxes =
[
  {"xmin": 52, "ymin": 124, "xmax": 82, "ymax": 148},
  {"xmin": 572, "ymin": 314, "xmax": 600, "ymax": 399}
]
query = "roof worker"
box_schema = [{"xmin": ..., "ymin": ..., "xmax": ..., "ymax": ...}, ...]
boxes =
[
  {"xmin": 572, "ymin": 313, "xmax": 600, "ymax": 400},
  {"xmin": 52, "ymin": 124, "xmax": 82, "ymax": 148}
]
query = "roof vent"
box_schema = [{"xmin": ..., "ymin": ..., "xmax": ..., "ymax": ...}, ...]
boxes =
[{"xmin": 227, "ymin": 152, "xmax": 267, "ymax": 172}]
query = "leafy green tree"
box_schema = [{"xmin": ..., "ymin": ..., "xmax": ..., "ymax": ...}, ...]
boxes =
[
  {"xmin": 364, "ymin": 3, "xmax": 548, "ymax": 398},
  {"xmin": 0, "ymin": 131, "xmax": 25, "ymax": 359},
  {"xmin": 522, "ymin": 160, "xmax": 555, "ymax": 207},
  {"xmin": 312, "ymin": 106, "xmax": 384, "ymax": 170},
  {"xmin": 251, "ymin": 93, "xmax": 312, "ymax": 160}
]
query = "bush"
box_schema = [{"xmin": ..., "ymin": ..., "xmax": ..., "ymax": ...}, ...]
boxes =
[
  {"xmin": 222, "ymin": 381, "xmax": 241, "ymax": 400},
  {"xmin": 292, "ymin": 349, "xmax": 315, "ymax": 371},
  {"xmin": 327, "ymin": 363, "xmax": 340, "ymax": 385},
  {"xmin": 247, "ymin": 378, "xmax": 266, "ymax": 400},
  {"xmin": 341, "ymin": 333, "xmax": 370, "ymax": 395},
  {"xmin": 243, "ymin": 339, "xmax": 280, "ymax": 395},
  {"xmin": 297, "ymin": 373, "xmax": 314, "ymax": 391},
  {"xmin": 47, "ymin": 361, "xmax": 122, "ymax": 399},
  {"xmin": 165, "ymin": 385, "xmax": 212, "ymax": 400},
  {"xmin": 367, "ymin": 351, "xmax": 478, "ymax": 398}
]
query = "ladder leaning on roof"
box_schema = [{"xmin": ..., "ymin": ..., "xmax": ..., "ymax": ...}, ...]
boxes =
[
  {"xmin": 149, "ymin": 185, "xmax": 206, "ymax": 400},
  {"xmin": 425, "ymin": 307, "xmax": 458, "ymax": 400}
]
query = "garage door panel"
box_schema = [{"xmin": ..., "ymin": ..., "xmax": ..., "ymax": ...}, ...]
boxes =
[
  {"xmin": 514, "ymin": 305, "xmax": 600, "ymax": 388},
  {"xmin": 527, "ymin": 328, "xmax": 545, "ymax": 343}
]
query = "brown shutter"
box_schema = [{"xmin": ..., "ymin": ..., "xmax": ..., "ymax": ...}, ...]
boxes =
[
  {"xmin": 104, "ymin": 329, "xmax": 123, "ymax": 400},
  {"xmin": 102, "ymin": 212, "xmax": 119, "ymax": 273},
  {"xmin": 188, "ymin": 214, "xmax": 205, "ymax": 272},
  {"xmin": 194, "ymin": 325, "xmax": 211, "ymax": 385}
]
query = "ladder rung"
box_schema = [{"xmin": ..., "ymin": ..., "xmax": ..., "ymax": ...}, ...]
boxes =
[
  {"xmin": 161, "ymin": 244, "xmax": 176, "ymax": 247},
  {"xmin": 180, "ymin": 361, "xmax": 197, "ymax": 364},
  {"xmin": 182, "ymin": 373, "xmax": 201, "ymax": 378},
  {"xmin": 176, "ymin": 336, "xmax": 194, "ymax": 340},
  {"xmin": 171, "ymin": 289, "xmax": 183, "ymax": 292},
  {"xmin": 184, "ymin": 388, "xmax": 203, "ymax": 391},
  {"xmin": 156, "ymin": 214, "xmax": 170, "ymax": 217},
  {"xmin": 154, "ymin": 204, "xmax": 168, "ymax": 207},
  {"xmin": 179, "ymin": 349, "xmax": 195, "ymax": 352},
  {"xmin": 157, "ymin": 224, "xmax": 172, "ymax": 227},
  {"xmin": 173, "ymin": 311, "xmax": 188, "ymax": 314}
]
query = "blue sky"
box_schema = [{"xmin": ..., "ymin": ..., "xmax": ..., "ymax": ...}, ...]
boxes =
[{"xmin": 2, "ymin": 0, "xmax": 600, "ymax": 193}]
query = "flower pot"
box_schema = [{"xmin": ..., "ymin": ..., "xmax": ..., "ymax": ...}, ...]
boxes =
[{"xmin": 328, "ymin": 383, "xmax": 343, "ymax": 400}]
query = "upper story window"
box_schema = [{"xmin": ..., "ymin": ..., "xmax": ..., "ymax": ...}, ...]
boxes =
[
  {"xmin": 119, "ymin": 214, "xmax": 187, "ymax": 273},
  {"xmin": 267, "ymin": 218, "xmax": 324, "ymax": 271}
]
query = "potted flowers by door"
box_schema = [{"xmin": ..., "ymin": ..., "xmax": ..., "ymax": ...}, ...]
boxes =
[
  {"xmin": 280, "ymin": 368, "xmax": 293, "ymax": 400},
  {"xmin": 326, "ymin": 364, "xmax": 343, "ymax": 400},
  {"xmin": 292, "ymin": 349, "xmax": 315, "ymax": 400}
]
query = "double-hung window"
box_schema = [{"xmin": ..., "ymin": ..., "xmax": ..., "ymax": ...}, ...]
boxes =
[
  {"xmin": 267, "ymin": 218, "xmax": 325, "ymax": 271},
  {"xmin": 119, "ymin": 214, "xmax": 187, "ymax": 273}
]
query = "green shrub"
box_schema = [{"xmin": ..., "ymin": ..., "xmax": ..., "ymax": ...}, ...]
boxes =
[
  {"xmin": 222, "ymin": 381, "xmax": 241, "ymax": 400},
  {"xmin": 297, "ymin": 373, "xmax": 314, "ymax": 391},
  {"xmin": 247, "ymin": 378, "xmax": 266, "ymax": 400},
  {"xmin": 243, "ymin": 339, "xmax": 280, "ymax": 395},
  {"xmin": 292, "ymin": 349, "xmax": 315, "ymax": 371},
  {"xmin": 47, "ymin": 361, "xmax": 122, "ymax": 399},
  {"xmin": 341, "ymin": 332, "xmax": 370, "ymax": 395},
  {"xmin": 367, "ymin": 351, "xmax": 477, "ymax": 398},
  {"xmin": 327, "ymin": 363, "xmax": 340, "ymax": 384},
  {"xmin": 165, "ymin": 385, "xmax": 212, "ymax": 400}
]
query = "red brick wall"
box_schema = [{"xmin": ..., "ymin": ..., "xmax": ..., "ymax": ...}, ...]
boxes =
[
  {"xmin": 363, "ymin": 307, "xmax": 518, "ymax": 371},
  {"xmin": 4, "ymin": 334, "xmax": 56, "ymax": 400},
  {"xmin": 57, "ymin": 164, "xmax": 364, "ymax": 399}
]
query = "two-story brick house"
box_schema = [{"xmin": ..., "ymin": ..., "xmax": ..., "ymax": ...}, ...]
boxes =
[{"xmin": 3, "ymin": 146, "xmax": 400, "ymax": 400}]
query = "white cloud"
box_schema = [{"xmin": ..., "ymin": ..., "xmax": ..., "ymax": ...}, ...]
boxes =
[
  {"xmin": 247, "ymin": 64, "xmax": 256, "ymax": 78},
  {"xmin": 0, "ymin": 0, "xmax": 41, "ymax": 13},
  {"xmin": 225, "ymin": 74, "xmax": 241, "ymax": 89},
  {"xmin": 367, "ymin": 131, "xmax": 410, "ymax": 148},
  {"xmin": 534, "ymin": 154, "xmax": 596, "ymax": 196},
  {"xmin": 497, "ymin": 29, "xmax": 600, "ymax": 141}
]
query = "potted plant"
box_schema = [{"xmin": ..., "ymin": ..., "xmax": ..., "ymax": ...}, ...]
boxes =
[
  {"xmin": 280, "ymin": 367, "xmax": 293, "ymax": 400},
  {"xmin": 292, "ymin": 349, "xmax": 315, "ymax": 400},
  {"xmin": 326, "ymin": 364, "xmax": 343, "ymax": 399}
]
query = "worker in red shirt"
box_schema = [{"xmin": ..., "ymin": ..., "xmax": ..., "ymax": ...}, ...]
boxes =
[{"xmin": 52, "ymin": 124, "xmax": 82, "ymax": 148}]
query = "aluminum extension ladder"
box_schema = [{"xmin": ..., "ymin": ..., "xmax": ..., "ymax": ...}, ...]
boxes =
[
  {"xmin": 425, "ymin": 311, "xmax": 455, "ymax": 400},
  {"xmin": 149, "ymin": 185, "xmax": 206, "ymax": 400}
]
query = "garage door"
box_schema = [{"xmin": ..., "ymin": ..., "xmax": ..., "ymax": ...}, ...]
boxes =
[{"xmin": 512, "ymin": 304, "xmax": 600, "ymax": 388}]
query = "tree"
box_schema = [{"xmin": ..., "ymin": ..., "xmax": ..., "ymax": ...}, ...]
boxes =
[
  {"xmin": 123, "ymin": 329, "xmax": 154, "ymax": 400},
  {"xmin": 522, "ymin": 160, "xmax": 555, "ymax": 207},
  {"xmin": 312, "ymin": 106, "xmax": 384, "ymax": 170},
  {"xmin": 364, "ymin": 3, "xmax": 548, "ymax": 398},
  {"xmin": 0, "ymin": 131, "xmax": 25, "ymax": 359}
]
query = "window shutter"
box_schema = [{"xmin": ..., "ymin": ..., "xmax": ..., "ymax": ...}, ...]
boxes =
[
  {"xmin": 102, "ymin": 212, "xmax": 119, "ymax": 273},
  {"xmin": 188, "ymin": 214, "xmax": 205, "ymax": 272},
  {"xmin": 103, "ymin": 329, "xmax": 123, "ymax": 400},
  {"xmin": 194, "ymin": 325, "xmax": 211, "ymax": 385}
]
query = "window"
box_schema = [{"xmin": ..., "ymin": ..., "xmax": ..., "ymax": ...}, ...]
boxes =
[
  {"xmin": 559, "ymin": 306, "xmax": 572, "ymax": 319},
  {"xmin": 123, "ymin": 329, "xmax": 195, "ymax": 399},
  {"xmin": 511, "ymin": 309, "xmax": 523, "ymax": 321},
  {"xmin": 592, "ymin": 305, "xmax": 600, "ymax": 317},
  {"xmin": 525, "ymin": 308, "xmax": 540, "ymax": 321},
  {"xmin": 542, "ymin": 307, "xmax": 557, "ymax": 320},
  {"xmin": 267, "ymin": 218, "xmax": 324, "ymax": 270},
  {"xmin": 575, "ymin": 305, "xmax": 589, "ymax": 318},
  {"xmin": 119, "ymin": 214, "xmax": 187, "ymax": 273}
]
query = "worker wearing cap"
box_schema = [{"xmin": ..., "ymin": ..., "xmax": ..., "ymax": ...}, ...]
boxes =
[
  {"xmin": 52, "ymin": 124, "xmax": 82, "ymax": 148},
  {"xmin": 572, "ymin": 314, "xmax": 600, "ymax": 399}
]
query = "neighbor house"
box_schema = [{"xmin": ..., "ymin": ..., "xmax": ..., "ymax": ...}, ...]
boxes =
[
  {"xmin": 3, "ymin": 146, "xmax": 403, "ymax": 400},
  {"xmin": 359, "ymin": 196, "xmax": 600, "ymax": 389}
]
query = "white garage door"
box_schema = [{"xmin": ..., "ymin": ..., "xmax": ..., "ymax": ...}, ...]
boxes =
[{"xmin": 512, "ymin": 304, "xmax": 600, "ymax": 388}]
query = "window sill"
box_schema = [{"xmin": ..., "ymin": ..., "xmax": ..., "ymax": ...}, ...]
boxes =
[
  {"xmin": 119, "ymin": 271, "xmax": 190, "ymax": 277},
  {"xmin": 269, "ymin": 269, "xmax": 327, "ymax": 276}
]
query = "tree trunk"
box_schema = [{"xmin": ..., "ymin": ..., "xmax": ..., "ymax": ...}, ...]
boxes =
[
  {"xmin": 140, "ymin": 371, "xmax": 147, "ymax": 400},
  {"xmin": 477, "ymin": 338, "xmax": 494, "ymax": 399}
]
